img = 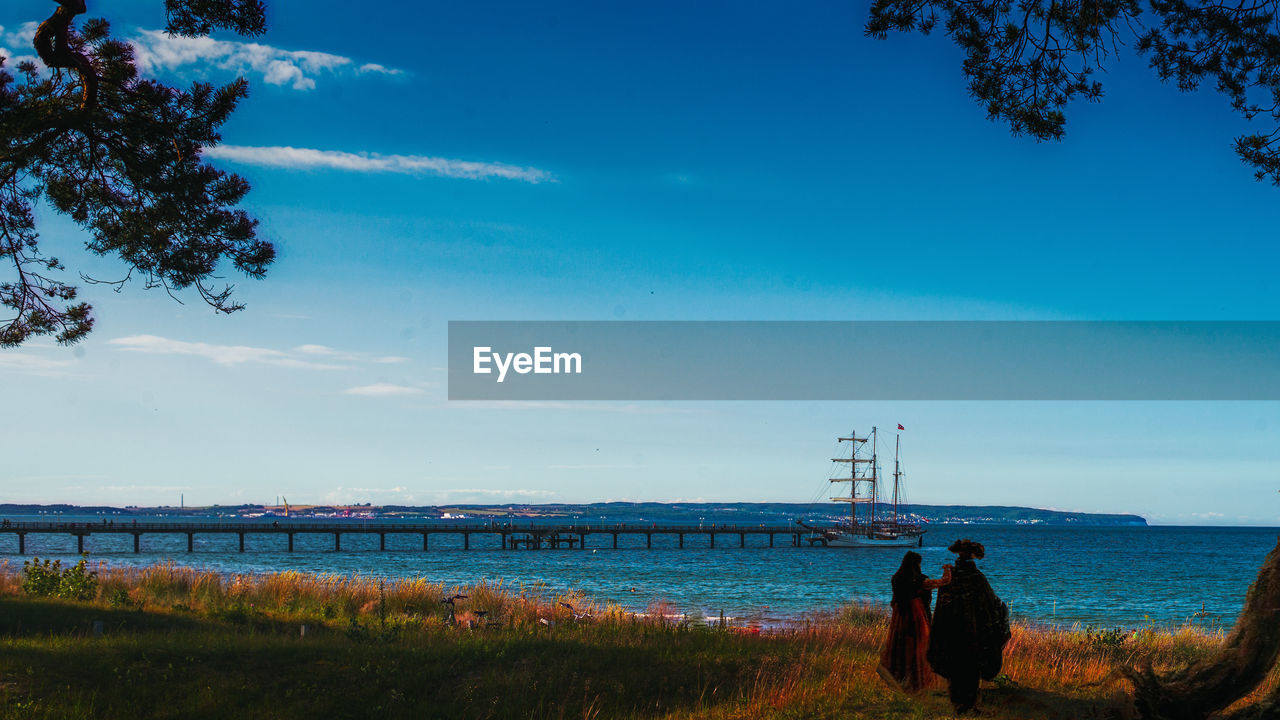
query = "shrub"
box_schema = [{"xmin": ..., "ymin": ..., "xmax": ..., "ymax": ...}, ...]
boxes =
[
  {"xmin": 21, "ymin": 556, "xmax": 99, "ymax": 601},
  {"xmin": 20, "ymin": 558, "xmax": 63, "ymax": 597},
  {"xmin": 1084, "ymin": 626, "xmax": 1129, "ymax": 651}
]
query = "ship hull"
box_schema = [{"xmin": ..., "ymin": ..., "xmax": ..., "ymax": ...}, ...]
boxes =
[
  {"xmin": 803, "ymin": 526, "xmax": 926, "ymax": 547},
  {"xmin": 823, "ymin": 532, "xmax": 923, "ymax": 548}
]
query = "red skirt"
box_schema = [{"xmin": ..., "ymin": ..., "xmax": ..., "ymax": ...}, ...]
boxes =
[{"xmin": 878, "ymin": 598, "xmax": 935, "ymax": 692}]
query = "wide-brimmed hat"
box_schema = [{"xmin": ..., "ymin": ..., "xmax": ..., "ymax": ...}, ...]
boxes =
[{"xmin": 948, "ymin": 539, "xmax": 985, "ymax": 559}]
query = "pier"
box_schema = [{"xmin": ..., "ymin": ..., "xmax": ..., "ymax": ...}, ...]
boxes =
[{"xmin": 0, "ymin": 520, "xmax": 818, "ymax": 553}]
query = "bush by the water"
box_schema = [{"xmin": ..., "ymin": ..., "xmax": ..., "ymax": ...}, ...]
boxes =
[
  {"xmin": 1083, "ymin": 625, "xmax": 1130, "ymax": 651},
  {"xmin": 20, "ymin": 556, "xmax": 99, "ymax": 600}
]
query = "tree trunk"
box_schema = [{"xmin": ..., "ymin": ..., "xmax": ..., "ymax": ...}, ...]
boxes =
[
  {"xmin": 1124, "ymin": 537, "xmax": 1280, "ymax": 720},
  {"xmin": 32, "ymin": 1, "xmax": 96, "ymax": 111}
]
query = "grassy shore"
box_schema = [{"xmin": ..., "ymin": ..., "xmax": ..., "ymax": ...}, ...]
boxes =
[{"xmin": 0, "ymin": 560, "xmax": 1272, "ymax": 719}]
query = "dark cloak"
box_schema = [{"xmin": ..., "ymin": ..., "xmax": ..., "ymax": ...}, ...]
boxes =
[{"xmin": 926, "ymin": 557, "xmax": 1011, "ymax": 681}]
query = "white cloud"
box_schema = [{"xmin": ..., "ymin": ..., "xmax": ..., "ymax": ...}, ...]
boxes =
[
  {"xmin": 0, "ymin": 353, "xmax": 74, "ymax": 372},
  {"xmin": 438, "ymin": 489, "xmax": 557, "ymax": 500},
  {"xmin": 294, "ymin": 344, "xmax": 358, "ymax": 359},
  {"xmin": 374, "ymin": 356, "xmax": 411, "ymax": 364},
  {"xmin": 358, "ymin": 62, "xmax": 402, "ymax": 76},
  {"xmin": 0, "ymin": 22, "xmax": 40, "ymax": 67},
  {"xmin": 202, "ymin": 145, "xmax": 555, "ymax": 184},
  {"xmin": 343, "ymin": 383, "xmax": 425, "ymax": 397},
  {"xmin": 109, "ymin": 334, "xmax": 346, "ymax": 370},
  {"xmin": 295, "ymin": 344, "xmax": 338, "ymax": 355},
  {"xmin": 323, "ymin": 486, "xmax": 416, "ymax": 504},
  {"xmin": 129, "ymin": 29, "xmax": 403, "ymax": 91}
]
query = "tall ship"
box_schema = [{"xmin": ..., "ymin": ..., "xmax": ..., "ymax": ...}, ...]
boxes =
[{"xmin": 802, "ymin": 426, "xmax": 925, "ymax": 547}]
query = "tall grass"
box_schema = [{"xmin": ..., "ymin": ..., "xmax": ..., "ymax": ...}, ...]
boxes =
[
  {"xmin": 45, "ymin": 560, "xmax": 628, "ymax": 631},
  {"xmin": 2, "ymin": 561, "xmax": 1276, "ymax": 720}
]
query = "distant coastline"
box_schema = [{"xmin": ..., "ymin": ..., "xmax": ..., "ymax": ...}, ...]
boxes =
[{"xmin": 0, "ymin": 501, "xmax": 1147, "ymax": 526}]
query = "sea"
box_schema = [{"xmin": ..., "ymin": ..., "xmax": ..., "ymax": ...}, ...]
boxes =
[{"xmin": 1, "ymin": 515, "xmax": 1274, "ymax": 631}]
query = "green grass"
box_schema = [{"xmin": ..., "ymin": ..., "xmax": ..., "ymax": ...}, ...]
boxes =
[
  {"xmin": 0, "ymin": 596, "xmax": 810, "ymax": 720},
  {"xmin": 0, "ymin": 562, "xmax": 1268, "ymax": 720}
]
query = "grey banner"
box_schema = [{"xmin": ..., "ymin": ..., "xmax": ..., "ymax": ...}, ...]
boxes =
[{"xmin": 447, "ymin": 321, "xmax": 1280, "ymax": 400}]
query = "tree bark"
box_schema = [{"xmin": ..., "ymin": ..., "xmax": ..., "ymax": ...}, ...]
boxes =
[
  {"xmin": 1124, "ymin": 537, "xmax": 1280, "ymax": 720},
  {"xmin": 32, "ymin": 0, "xmax": 97, "ymax": 111}
]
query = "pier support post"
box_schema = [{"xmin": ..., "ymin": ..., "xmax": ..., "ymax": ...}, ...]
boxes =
[
  {"xmin": 379, "ymin": 533, "xmax": 386, "ymax": 551},
  {"xmin": 133, "ymin": 533, "xmax": 140, "ymax": 553},
  {"xmin": 238, "ymin": 533, "xmax": 245, "ymax": 552},
  {"xmin": 710, "ymin": 533, "xmax": 715, "ymax": 549},
  {"xmin": 769, "ymin": 533, "xmax": 774, "ymax": 548},
  {"xmin": 740, "ymin": 533, "xmax": 745, "ymax": 548},
  {"xmin": 647, "ymin": 533, "xmax": 652, "ymax": 549},
  {"xmin": 334, "ymin": 533, "xmax": 341, "ymax": 551},
  {"xmin": 17, "ymin": 533, "xmax": 24, "ymax": 555},
  {"xmin": 579, "ymin": 534, "xmax": 586, "ymax": 549},
  {"xmin": 76, "ymin": 534, "xmax": 84, "ymax": 553},
  {"xmin": 612, "ymin": 533, "xmax": 618, "ymax": 550},
  {"xmin": 187, "ymin": 533, "xmax": 193, "ymax": 552},
  {"xmin": 793, "ymin": 533, "xmax": 800, "ymax": 547},
  {"xmin": 678, "ymin": 533, "xmax": 684, "ymax": 548},
  {"xmin": 287, "ymin": 533, "xmax": 294, "ymax": 552},
  {"xmin": 501, "ymin": 533, "xmax": 508, "ymax": 550},
  {"xmin": 422, "ymin": 533, "xmax": 428, "ymax": 551},
  {"xmin": 463, "ymin": 533, "xmax": 469, "ymax": 550}
]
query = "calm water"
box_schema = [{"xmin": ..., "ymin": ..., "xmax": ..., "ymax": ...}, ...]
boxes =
[{"xmin": 2, "ymin": 517, "xmax": 1275, "ymax": 629}]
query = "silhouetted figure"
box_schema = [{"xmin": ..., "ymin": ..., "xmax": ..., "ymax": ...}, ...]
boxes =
[
  {"xmin": 927, "ymin": 539, "xmax": 1011, "ymax": 715},
  {"xmin": 878, "ymin": 551, "xmax": 952, "ymax": 692}
]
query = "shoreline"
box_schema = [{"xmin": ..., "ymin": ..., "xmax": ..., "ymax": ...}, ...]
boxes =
[
  {"xmin": 0, "ymin": 557, "xmax": 1233, "ymax": 635},
  {"xmin": 3, "ymin": 525, "xmax": 1270, "ymax": 632}
]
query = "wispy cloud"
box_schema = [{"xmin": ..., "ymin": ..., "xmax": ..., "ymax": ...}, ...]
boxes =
[
  {"xmin": 0, "ymin": 22, "xmax": 40, "ymax": 67},
  {"xmin": 323, "ymin": 486, "xmax": 415, "ymax": 504},
  {"xmin": 438, "ymin": 489, "xmax": 557, "ymax": 500},
  {"xmin": 295, "ymin": 344, "xmax": 342, "ymax": 356},
  {"xmin": 202, "ymin": 145, "xmax": 555, "ymax": 184},
  {"xmin": 0, "ymin": 353, "xmax": 75, "ymax": 373},
  {"xmin": 293, "ymin": 344, "xmax": 416, "ymax": 366},
  {"xmin": 109, "ymin": 334, "xmax": 346, "ymax": 370},
  {"xmin": 109, "ymin": 335, "xmax": 420, "ymax": 384},
  {"xmin": 129, "ymin": 29, "xmax": 403, "ymax": 90},
  {"xmin": 343, "ymin": 383, "xmax": 425, "ymax": 397}
]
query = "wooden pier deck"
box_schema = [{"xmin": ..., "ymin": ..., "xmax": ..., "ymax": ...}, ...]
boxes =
[{"xmin": 0, "ymin": 520, "xmax": 820, "ymax": 554}]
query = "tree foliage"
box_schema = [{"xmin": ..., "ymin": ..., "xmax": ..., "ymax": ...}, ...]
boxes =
[
  {"xmin": 0, "ymin": 0, "xmax": 274, "ymax": 347},
  {"xmin": 866, "ymin": 0, "xmax": 1280, "ymax": 184}
]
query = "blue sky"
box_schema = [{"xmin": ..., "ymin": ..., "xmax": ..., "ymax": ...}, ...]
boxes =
[{"xmin": 1, "ymin": 0, "xmax": 1277, "ymax": 524}]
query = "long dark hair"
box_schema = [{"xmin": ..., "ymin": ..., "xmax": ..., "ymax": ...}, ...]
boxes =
[{"xmin": 891, "ymin": 551, "xmax": 925, "ymax": 605}]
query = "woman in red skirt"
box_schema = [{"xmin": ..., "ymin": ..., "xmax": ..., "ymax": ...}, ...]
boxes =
[{"xmin": 877, "ymin": 551, "xmax": 952, "ymax": 692}]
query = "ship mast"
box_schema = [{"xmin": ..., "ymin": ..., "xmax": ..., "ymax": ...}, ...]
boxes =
[
  {"xmin": 893, "ymin": 433, "xmax": 901, "ymax": 524},
  {"xmin": 832, "ymin": 428, "xmax": 875, "ymax": 529},
  {"xmin": 870, "ymin": 426, "xmax": 878, "ymax": 525}
]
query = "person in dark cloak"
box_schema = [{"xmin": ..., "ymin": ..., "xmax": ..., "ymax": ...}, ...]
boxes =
[
  {"xmin": 878, "ymin": 551, "xmax": 952, "ymax": 692},
  {"xmin": 926, "ymin": 539, "xmax": 1011, "ymax": 715}
]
